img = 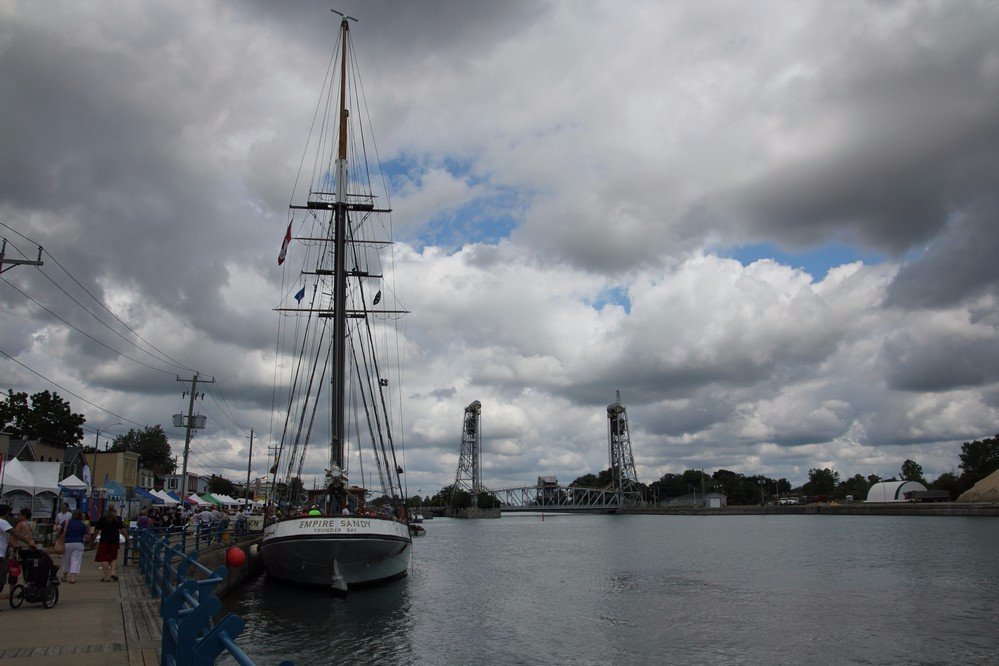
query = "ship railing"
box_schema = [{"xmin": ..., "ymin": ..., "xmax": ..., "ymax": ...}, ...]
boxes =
[
  {"xmin": 124, "ymin": 520, "xmax": 230, "ymax": 566},
  {"xmin": 130, "ymin": 526, "xmax": 258, "ymax": 666}
]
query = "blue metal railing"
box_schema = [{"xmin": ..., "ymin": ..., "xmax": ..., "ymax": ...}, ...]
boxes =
[{"xmin": 131, "ymin": 526, "xmax": 257, "ymax": 665}]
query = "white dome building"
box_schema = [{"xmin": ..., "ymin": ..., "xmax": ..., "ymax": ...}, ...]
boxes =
[{"xmin": 866, "ymin": 480, "xmax": 928, "ymax": 502}]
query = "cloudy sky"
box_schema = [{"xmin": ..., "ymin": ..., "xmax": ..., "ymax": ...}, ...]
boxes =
[{"xmin": 1, "ymin": 0, "xmax": 997, "ymax": 496}]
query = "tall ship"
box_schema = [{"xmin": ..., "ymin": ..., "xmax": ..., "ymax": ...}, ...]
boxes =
[{"xmin": 260, "ymin": 11, "xmax": 412, "ymax": 592}]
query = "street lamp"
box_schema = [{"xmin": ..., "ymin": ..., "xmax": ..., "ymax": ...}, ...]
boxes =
[{"xmin": 758, "ymin": 478, "xmax": 765, "ymax": 507}]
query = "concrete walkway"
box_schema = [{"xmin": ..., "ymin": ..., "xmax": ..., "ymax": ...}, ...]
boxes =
[{"xmin": 0, "ymin": 547, "xmax": 160, "ymax": 664}]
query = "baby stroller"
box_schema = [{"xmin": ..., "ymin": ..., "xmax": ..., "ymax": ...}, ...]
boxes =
[{"xmin": 8, "ymin": 548, "xmax": 60, "ymax": 609}]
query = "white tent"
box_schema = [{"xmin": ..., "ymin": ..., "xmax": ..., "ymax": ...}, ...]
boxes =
[
  {"xmin": 1, "ymin": 459, "xmax": 61, "ymax": 495},
  {"xmin": 58, "ymin": 473, "xmax": 88, "ymax": 491},
  {"xmin": 152, "ymin": 489, "xmax": 179, "ymax": 505}
]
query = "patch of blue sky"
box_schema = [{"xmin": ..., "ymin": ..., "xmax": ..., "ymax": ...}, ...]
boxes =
[
  {"xmin": 379, "ymin": 155, "xmax": 526, "ymax": 250},
  {"xmin": 589, "ymin": 285, "xmax": 631, "ymax": 315},
  {"xmin": 380, "ymin": 154, "xmax": 477, "ymax": 187},
  {"xmin": 400, "ymin": 191, "xmax": 520, "ymax": 251},
  {"xmin": 725, "ymin": 242, "xmax": 887, "ymax": 279}
]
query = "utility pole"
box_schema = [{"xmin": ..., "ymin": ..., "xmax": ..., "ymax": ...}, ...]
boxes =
[
  {"xmin": 89, "ymin": 422, "xmax": 121, "ymax": 516},
  {"xmin": 245, "ymin": 429, "xmax": 254, "ymax": 507},
  {"xmin": 0, "ymin": 239, "xmax": 43, "ymax": 274},
  {"xmin": 176, "ymin": 373, "xmax": 213, "ymax": 502}
]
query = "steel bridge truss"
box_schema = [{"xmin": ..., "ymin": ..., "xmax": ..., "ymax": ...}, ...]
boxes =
[{"xmin": 491, "ymin": 484, "xmax": 627, "ymax": 512}]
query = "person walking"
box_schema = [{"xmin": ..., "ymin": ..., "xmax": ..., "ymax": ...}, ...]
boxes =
[
  {"xmin": 54, "ymin": 502, "xmax": 72, "ymax": 530},
  {"xmin": 57, "ymin": 510, "xmax": 89, "ymax": 583},
  {"xmin": 0, "ymin": 505, "xmax": 12, "ymax": 600},
  {"xmin": 89, "ymin": 506, "xmax": 128, "ymax": 582}
]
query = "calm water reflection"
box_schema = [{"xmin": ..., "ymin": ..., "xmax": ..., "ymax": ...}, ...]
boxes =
[{"xmin": 223, "ymin": 514, "xmax": 999, "ymax": 664}]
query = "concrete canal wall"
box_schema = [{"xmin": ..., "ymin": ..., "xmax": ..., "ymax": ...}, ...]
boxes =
[
  {"xmin": 619, "ymin": 502, "xmax": 999, "ymax": 517},
  {"xmin": 181, "ymin": 536, "xmax": 265, "ymax": 597}
]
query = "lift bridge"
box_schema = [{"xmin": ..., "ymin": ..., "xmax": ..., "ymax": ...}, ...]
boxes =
[{"xmin": 453, "ymin": 393, "xmax": 643, "ymax": 513}]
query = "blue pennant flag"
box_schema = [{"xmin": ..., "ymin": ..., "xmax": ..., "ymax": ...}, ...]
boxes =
[{"xmin": 294, "ymin": 286, "xmax": 306, "ymax": 303}]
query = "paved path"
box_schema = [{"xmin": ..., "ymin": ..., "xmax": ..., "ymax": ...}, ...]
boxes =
[{"xmin": 0, "ymin": 548, "xmax": 160, "ymax": 665}]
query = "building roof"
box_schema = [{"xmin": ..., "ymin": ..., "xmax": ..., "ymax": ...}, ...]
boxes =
[{"xmin": 866, "ymin": 480, "xmax": 928, "ymax": 502}]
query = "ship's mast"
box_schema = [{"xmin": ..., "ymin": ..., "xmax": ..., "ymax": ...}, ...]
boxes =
[{"xmin": 331, "ymin": 15, "xmax": 350, "ymax": 472}]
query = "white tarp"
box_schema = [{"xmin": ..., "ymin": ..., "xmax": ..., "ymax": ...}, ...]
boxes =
[{"xmin": 1, "ymin": 459, "xmax": 61, "ymax": 495}]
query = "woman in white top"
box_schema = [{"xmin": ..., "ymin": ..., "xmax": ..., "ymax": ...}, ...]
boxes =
[{"xmin": 54, "ymin": 502, "xmax": 72, "ymax": 530}]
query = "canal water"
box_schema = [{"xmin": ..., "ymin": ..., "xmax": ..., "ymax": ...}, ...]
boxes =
[{"xmin": 222, "ymin": 513, "xmax": 999, "ymax": 664}]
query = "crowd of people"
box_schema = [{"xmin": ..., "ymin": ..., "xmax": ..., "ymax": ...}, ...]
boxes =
[{"xmin": 1, "ymin": 500, "xmax": 262, "ymax": 598}]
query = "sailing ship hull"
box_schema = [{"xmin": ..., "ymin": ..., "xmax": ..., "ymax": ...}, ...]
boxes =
[{"xmin": 260, "ymin": 516, "xmax": 412, "ymax": 588}]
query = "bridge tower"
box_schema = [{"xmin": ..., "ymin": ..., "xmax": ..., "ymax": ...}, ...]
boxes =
[
  {"xmin": 454, "ymin": 400, "xmax": 482, "ymax": 507},
  {"xmin": 607, "ymin": 391, "xmax": 642, "ymax": 505}
]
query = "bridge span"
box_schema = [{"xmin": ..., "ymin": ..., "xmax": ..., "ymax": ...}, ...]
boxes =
[
  {"xmin": 489, "ymin": 483, "xmax": 629, "ymax": 513},
  {"xmin": 456, "ymin": 392, "xmax": 644, "ymax": 513}
]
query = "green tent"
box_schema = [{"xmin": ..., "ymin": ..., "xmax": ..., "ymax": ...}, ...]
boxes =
[{"xmin": 201, "ymin": 493, "xmax": 222, "ymax": 506}]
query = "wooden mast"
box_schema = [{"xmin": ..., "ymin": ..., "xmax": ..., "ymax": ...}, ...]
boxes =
[{"xmin": 331, "ymin": 15, "xmax": 350, "ymax": 472}]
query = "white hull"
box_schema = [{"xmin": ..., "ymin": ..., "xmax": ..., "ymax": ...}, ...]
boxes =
[{"xmin": 261, "ymin": 516, "xmax": 412, "ymax": 589}]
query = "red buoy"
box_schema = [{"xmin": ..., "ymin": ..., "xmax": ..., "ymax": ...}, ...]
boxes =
[{"xmin": 226, "ymin": 546, "xmax": 246, "ymax": 568}]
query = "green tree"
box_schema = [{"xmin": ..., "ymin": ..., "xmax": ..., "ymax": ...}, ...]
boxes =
[
  {"xmin": 109, "ymin": 425, "xmax": 176, "ymax": 473},
  {"xmin": 803, "ymin": 467, "xmax": 839, "ymax": 496},
  {"xmin": 431, "ymin": 483, "xmax": 472, "ymax": 509},
  {"xmin": 208, "ymin": 474, "xmax": 236, "ymax": 496},
  {"xmin": 0, "ymin": 389, "xmax": 86, "ymax": 444},
  {"xmin": 570, "ymin": 468, "xmax": 613, "ymax": 489},
  {"xmin": 930, "ymin": 472, "xmax": 959, "ymax": 498},
  {"xmin": 900, "ymin": 459, "xmax": 926, "ymax": 484},
  {"xmin": 476, "ymin": 491, "xmax": 500, "ymax": 509},
  {"xmin": 836, "ymin": 474, "xmax": 871, "ymax": 500},
  {"xmin": 958, "ymin": 434, "xmax": 999, "ymax": 491},
  {"xmin": 713, "ymin": 469, "xmax": 747, "ymax": 503}
]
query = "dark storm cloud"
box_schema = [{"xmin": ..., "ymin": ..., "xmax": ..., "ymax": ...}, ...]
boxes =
[
  {"xmin": 0, "ymin": 4, "xmax": 285, "ymax": 363},
  {"xmin": 883, "ymin": 330, "xmax": 999, "ymax": 392},
  {"xmin": 885, "ymin": 197, "xmax": 999, "ymax": 308},
  {"xmin": 716, "ymin": 3, "xmax": 999, "ymax": 255}
]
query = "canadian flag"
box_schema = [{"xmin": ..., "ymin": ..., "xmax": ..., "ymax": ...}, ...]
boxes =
[{"xmin": 278, "ymin": 222, "xmax": 292, "ymax": 265}]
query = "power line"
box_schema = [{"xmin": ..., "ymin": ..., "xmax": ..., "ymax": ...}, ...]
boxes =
[
  {"xmin": 0, "ymin": 349, "xmax": 146, "ymax": 428},
  {"xmin": 1, "ymin": 277, "xmax": 177, "ymax": 375}
]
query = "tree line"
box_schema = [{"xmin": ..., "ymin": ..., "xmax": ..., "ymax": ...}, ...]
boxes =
[
  {"xmin": 2, "ymin": 389, "xmax": 176, "ymax": 474},
  {"xmin": 4, "ymin": 389, "xmax": 997, "ymax": 506},
  {"xmin": 422, "ymin": 434, "xmax": 999, "ymax": 508}
]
